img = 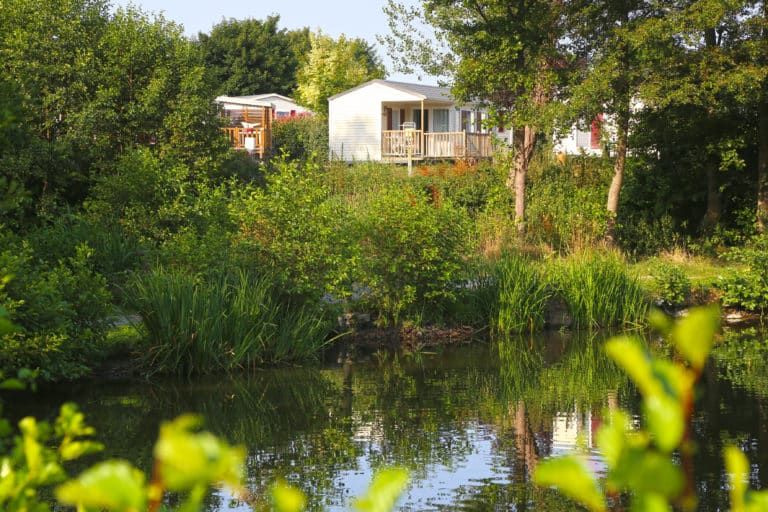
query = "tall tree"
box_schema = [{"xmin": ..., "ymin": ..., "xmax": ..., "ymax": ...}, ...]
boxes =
[
  {"xmin": 197, "ymin": 16, "xmax": 306, "ymax": 96},
  {"xmin": 382, "ymin": 0, "xmax": 566, "ymax": 234},
  {"xmin": 295, "ymin": 31, "xmax": 386, "ymax": 114},
  {"xmin": 564, "ymin": 0, "xmax": 671, "ymax": 244},
  {"xmin": 753, "ymin": 1, "xmax": 768, "ymax": 232}
]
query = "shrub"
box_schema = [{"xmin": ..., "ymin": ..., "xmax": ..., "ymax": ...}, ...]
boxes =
[
  {"xmin": 0, "ymin": 239, "xmax": 111, "ymax": 380},
  {"xmin": 270, "ymin": 114, "xmax": 328, "ymax": 163},
  {"xmin": 352, "ymin": 185, "xmax": 470, "ymax": 325},
  {"xmin": 651, "ymin": 261, "xmax": 692, "ymax": 309},
  {"xmin": 230, "ymin": 158, "xmax": 356, "ymax": 303},
  {"xmin": 718, "ymin": 235, "xmax": 768, "ymax": 313},
  {"xmin": 525, "ymin": 158, "xmax": 609, "ymax": 253}
]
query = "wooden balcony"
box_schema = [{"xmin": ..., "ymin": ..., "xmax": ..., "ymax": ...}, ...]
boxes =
[
  {"xmin": 222, "ymin": 126, "xmax": 270, "ymax": 159},
  {"xmin": 382, "ymin": 130, "xmax": 492, "ymax": 160}
]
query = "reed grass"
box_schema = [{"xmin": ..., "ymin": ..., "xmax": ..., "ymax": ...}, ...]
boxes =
[
  {"xmin": 550, "ymin": 250, "xmax": 648, "ymax": 329},
  {"xmin": 493, "ymin": 253, "xmax": 551, "ymax": 335},
  {"xmin": 126, "ymin": 268, "xmax": 332, "ymax": 375}
]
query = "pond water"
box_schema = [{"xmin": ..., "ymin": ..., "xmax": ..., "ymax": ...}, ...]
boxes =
[{"xmin": 11, "ymin": 324, "xmax": 768, "ymax": 511}]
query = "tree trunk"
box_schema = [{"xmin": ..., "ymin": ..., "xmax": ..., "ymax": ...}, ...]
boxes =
[
  {"xmin": 701, "ymin": 156, "xmax": 721, "ymax": 232},
  {"xmin": 606, "ymin": 111, "xmax": 629, "ymax": 245},
  {"xmin": 512, "ymin": 125, "xmax": 537, "ymax": 234},
  {"xmin": 759, "ymin": 96, "xmax": 768, "ymax": 233}
]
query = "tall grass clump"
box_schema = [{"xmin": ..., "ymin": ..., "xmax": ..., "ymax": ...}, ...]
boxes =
[
  {"xmin": 550, "ymin": 250, "xmax": 648, "ymax": 329},
  {"xmin": 126, "ymin": 268, "xmax": 332, "ymax": 376},
  {"xmin": 493, "ymin": 253, "xmax": 551, "ymax": 335}
]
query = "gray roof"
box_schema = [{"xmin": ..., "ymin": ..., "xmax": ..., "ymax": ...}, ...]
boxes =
[{"xmin": 329, "ymin": 79, "xmax": 458, "ymax": 104}]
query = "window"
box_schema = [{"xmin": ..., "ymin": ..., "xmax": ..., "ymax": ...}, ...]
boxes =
[
  {"xmin": 433, "ymin": 109, "xmax": 449, "ymax": 132},
  {"xmin": 413, "ymin": 109, "xmax": 429, "ymax": 131},
  {"xmin": 575, "ymin": 129, "xmax": 591, "ymax": 148}
]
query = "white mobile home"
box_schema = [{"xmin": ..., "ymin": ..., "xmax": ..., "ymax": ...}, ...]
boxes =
[{"xmin": 328, "ymin": 79, "xmax": 503, "ymax": 162}]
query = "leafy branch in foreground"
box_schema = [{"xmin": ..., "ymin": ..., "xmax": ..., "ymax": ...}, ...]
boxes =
[{"xmin": 534, "ymin": 305, "xmax": 768, "ymax": 511}]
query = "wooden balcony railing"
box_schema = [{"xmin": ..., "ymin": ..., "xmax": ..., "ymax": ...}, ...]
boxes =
[
  {"xmin": 382, "ymin": 130, "xmax": 492, "ymax": 159},
  {"xmin": 221, "ymin": 126, "xmax": 270, "ymax": 159}
]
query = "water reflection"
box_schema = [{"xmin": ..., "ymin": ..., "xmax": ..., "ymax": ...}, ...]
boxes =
[{"xmin": 7, "ymin": 324, "xmax": 768, "ymax": 511}]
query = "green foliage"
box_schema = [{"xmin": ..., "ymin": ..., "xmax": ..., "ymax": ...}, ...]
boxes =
[
  {"xmin": 271, "ymin": 115, "xmax": 329, "ymax": 163},
  {"xmin": 534, "ymin": 306, "xmax": 737, "ymax": 512},
  {"xmin": 352, "ymin": 467, "xmax": 410, "ymax": 512},
  {"xmin": 231, "ymin": 158, "xmax": 355, "ymax": 303},
  {"xmin": 526, "ymin": 157, "xmax": 611, "ymax": 252},
  {"xmin": 295, "ymin": 30, "xmax": 386, "ymax": 115},
  {"xmin": 198, "ymin": 16, "xmax": 306, "ymax": 97},
  {"xmin": 719, "ymin": 235, "xmax": 768, "ymax": 313},
  {"xmin": 493, "ymin": 253, "xmax": 551, "ymax": 335},
  {"xmin": 126, "ymin": 268, "xmax": 333, "ymax": 375},
  {"xmin": 550, "ymin": 250, "xmax": 648, "ymax": 329},
  {"xmin": 0, "ymin": 402, "xmax": 103, "ymax": 512},
  {"xmin": 0, "ymin": 239, "xmax": 111, "ymax": 381},
  {"xmin": 85, "ymin": 148, "xmax": 236, "ymax": 273},
  {"xmin": 650, "ymin": 261, "xmax": 692, "ymax": 309},
  {"xmin": 352, "ymin": 185, "xmax": 470, "ymax": 325}
]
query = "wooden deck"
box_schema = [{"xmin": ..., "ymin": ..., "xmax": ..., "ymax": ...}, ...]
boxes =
[
  {"xmin": 219, "ymin": 104, "xmax": 273, "ymax": 159},
  {"xmin": 222, "ymin": 126, "xmax": 270, "ymax": 159},
  {"xmin": 382, "ymin": 130, "xmax": 492, "ymax": 160}
]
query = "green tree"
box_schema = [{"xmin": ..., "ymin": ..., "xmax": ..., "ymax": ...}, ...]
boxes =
[
  {"xmin": 198, "ymin": 16, "xmax": 306, "ymax": 96},
  {"xmin": 295, "ymin": 30, "xmax": 386, "ymax": 115},
  {"xmin": 564, "ymin": 0, "xmax": 677, "ymax": 244},
  {"xmin": 382, "ymin": 0, "xmax": 566, "ymax": 234},
  {"xmin": 69, "ymin": 7, "xmax": 226, "ymax": 167}
]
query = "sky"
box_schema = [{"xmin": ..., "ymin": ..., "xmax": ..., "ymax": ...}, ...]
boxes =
[{"xmin": 111, "ymin": 0, "xmax": 434, "ymax": 84}]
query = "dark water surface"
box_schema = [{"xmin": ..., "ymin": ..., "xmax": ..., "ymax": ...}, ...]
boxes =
[{"xmin": 12, "ymin": 325, "xmax": 768, "ymax": 510}]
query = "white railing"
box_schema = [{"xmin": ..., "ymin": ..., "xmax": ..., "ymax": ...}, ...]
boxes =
[{"xmin": 382, "ymin": 131, "xmax": 492, "ymax": 159}]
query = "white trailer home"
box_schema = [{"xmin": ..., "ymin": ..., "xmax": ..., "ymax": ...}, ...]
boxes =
[{"xmin": 328, "ymin": 79, "xmax": 506, "ymax": 162}]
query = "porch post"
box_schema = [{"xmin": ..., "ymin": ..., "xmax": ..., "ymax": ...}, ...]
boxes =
[{"xmin": 420, "ymin": 100, "xmax": 424, "ymax": 156}]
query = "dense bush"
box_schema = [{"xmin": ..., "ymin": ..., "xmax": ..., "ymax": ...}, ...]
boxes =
[
  {"xmin": 352, "ymin": 185, "xmax": 470, "ymax": 325},
  {"xmin": 525, "ymin": 157, "xmax": 610, "ymax": 253},
  {"xmin": 85, "ymin": 148, "xmax": 236, "ymax": 273},
  {"xmin": 0, "ymin": 237, "xmax": 111, "ymax": 380},
  {"xmin": 231, "ymin": 158, "xmax": 356, "ymax": 303},
  {"xmin": 650, "ymin": 261, "xmax": 692, "ymax": 309},
  {"xmin": 270, "ymin": 114, "xmax": 329, "ymax": 163},
  {"xmin": 719, "ymin": 235, "xmax": 768, "ymax": 313}
]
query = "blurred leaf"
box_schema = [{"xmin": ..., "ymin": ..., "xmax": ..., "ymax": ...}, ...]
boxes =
[
  {"xmin": 153, "ymin": 414, "xmax": 245, "ymax": 494},
  {"xmin": 671, "ymin": 305, "xmax": 720, "ymax": 371},
  {"xmin": 725, "ymin": 445, "xmax": 749, "ymax": 511},
  {"xmin": 56, "ymin": 460, "xmax": 147, "ymax": 511},
  {"xmin": 272, "ymin": 480, "xmax": 307, "ymax": 512},
  {"xmin": 643, "ymin": 394, "xmax": 684, "ymax": 453},
  {"xmin": 352, "ymin": 467, "xmax": 409, "ymax": 512},
  {"xmin": 611, "ymin": 449, "xmax": 683, "ymax": 498},
  {"xmin": 648, "ymin": 308, "xmax": 673, "ymax": 337},
  {"xmin": 534, "ymin": 456, "xmax": 606, "ymax": 512},
  {"xmin": 606, "ymin": 337, "xmax": 658, "ymax": 397}
]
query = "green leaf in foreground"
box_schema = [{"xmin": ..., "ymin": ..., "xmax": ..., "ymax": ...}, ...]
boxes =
[
  {"xmin": 56, "ymin": 460, "xmax": 147, "ymax": 511},
  {"xmin": 534, "ymin": 455, "xmax": 607, "ymax": 512},
  {"xmin": 671, "ymin": 305, "xmax": 720, "ymax": 371},
  {"xmin": 272, "ymin": 480, "xmax": 307, "ymax": 512},
  {"xmin": 352, "ymin": 467, "xmax": 409, "ymax": 512}
]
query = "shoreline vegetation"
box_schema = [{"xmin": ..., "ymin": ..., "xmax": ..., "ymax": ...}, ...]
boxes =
[{"xmin": 4, "ymin": 155, "xmax": 768, "ymax": 382}]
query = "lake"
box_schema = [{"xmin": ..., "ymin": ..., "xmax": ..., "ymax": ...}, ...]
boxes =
[{"xmin": 10, "ymin": 324, "xmax": 768, "ymax": 510}]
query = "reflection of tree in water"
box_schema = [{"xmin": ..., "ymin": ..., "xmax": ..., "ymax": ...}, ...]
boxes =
[
  {"xmin": 487, "ymin": 330, "xmax": 629, "ymax": 510},
  {"xmin": 16, "ymin": 325, "xmax": 768, "ymax": 511},
  {"xmin": 695, "ymin": 325, "xmax": 768, "ymax": 510}
]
